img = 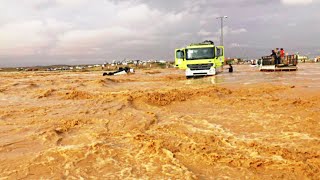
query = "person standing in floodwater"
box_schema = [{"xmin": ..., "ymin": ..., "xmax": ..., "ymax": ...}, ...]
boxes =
[{"xmin": 228, "ymin": 64, "xmax": 233, "ymax": 73}]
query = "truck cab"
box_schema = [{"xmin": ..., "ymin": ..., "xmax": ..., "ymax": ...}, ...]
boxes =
[{"xmin": 175, "ymin": 40, "xmax": 224, "ymax": 78}]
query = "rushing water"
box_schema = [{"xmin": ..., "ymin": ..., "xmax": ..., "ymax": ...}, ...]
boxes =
[{"xmin": 0, "ymin": 64, "xmax": 319, "ymax": 179}]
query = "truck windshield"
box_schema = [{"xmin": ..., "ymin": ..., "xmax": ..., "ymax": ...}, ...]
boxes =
[{"xmin": 186, "ymin": 48, "xmax": 214, "ymax": 60}]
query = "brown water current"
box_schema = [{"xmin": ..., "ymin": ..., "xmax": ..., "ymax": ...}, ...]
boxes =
[{"xmin": 0, "ymin": 64, "xmax": 319, "ymax": 179}]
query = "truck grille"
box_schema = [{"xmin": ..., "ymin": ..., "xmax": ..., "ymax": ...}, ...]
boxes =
[{"xmin": 187, "ymin": 63, "xmax": 213, "ymax": 70}]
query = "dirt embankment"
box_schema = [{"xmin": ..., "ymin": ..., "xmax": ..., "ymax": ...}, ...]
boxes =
[{"xmin": 0, "ymin": 68, "xmax": 319, "ymax": 179}]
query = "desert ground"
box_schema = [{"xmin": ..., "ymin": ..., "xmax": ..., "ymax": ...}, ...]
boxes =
[{"xmin": 0, "ymin": 64, "xmax": 319, "ymax": 179}]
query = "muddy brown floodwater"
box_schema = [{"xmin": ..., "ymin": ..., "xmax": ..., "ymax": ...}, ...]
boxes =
[{"xmin": 0, "ymin": 64, "xmax": 319, "ymax": 179}]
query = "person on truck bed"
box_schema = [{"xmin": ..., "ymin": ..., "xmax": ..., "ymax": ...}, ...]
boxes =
[
  {"xmin": 275, "ymin": 48, "xmax": 281, "ymax": 65},
  {"xmin": 280, "ymin": 48, "xmax": 285, "ymax": 64},
  {"xmin": 271, "ymin": 50, "xmax": 277, "ymax": 64}
]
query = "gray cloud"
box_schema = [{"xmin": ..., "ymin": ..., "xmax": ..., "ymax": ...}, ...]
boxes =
[{"xmin": 0, "ymin": 0, "xmax": 319, "ymax": 67}]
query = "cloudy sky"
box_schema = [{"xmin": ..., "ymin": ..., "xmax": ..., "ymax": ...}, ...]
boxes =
[{"xmin": 0, "ymin": 0, "xmax": 320, "ymax": 67}]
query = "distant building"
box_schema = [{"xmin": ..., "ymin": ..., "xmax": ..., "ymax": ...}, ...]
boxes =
[{"xmin": 76, "ymin": 66, "xmax": 85, "ymax": 70}]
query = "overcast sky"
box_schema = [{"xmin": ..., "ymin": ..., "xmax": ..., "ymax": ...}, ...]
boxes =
[{"xmin": 0, "ymin": 0, "xmax": 320, "ymax": 67}]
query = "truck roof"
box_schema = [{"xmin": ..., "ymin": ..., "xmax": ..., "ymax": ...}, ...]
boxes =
[
  {"xmin": 186, "ymin": 44, "xmax": 215, "ymax": 49},
  {"xmin": 187, "ymin": 40, "xmax": 215, "ymax": 48}
]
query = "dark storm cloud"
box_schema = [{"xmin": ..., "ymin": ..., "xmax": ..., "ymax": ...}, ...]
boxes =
[{"xmin": 0, "ymin": 0, "xmax": 319, "ymax": 67}]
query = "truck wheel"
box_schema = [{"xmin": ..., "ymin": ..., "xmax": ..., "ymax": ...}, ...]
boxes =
[{"xmin": 186, "ymin": 76, "xmax": 192, "ymax": 79}]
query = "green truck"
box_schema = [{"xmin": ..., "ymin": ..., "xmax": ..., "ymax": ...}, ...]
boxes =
[{"xmin": 175, "ymin": 40, "xmax": 225, "ymax": 78}]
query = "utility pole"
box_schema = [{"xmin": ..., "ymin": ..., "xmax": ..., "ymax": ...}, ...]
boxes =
[{"xmin": 216, "ymin": 16, "xmax": 228, "ymax": 46}]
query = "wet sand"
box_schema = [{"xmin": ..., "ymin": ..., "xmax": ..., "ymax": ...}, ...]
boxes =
[{"xmin": 0, "ymin": 64, "xmax": 319, "ymax": 179}]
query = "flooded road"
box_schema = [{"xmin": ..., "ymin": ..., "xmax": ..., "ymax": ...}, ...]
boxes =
[
  {"xmin": 189, "ymin": 63, "xmax": 320, "ymax": 88},
  {"xmin": 0, "ymin": 63, "xmax": 319, "ymax": 179}
]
